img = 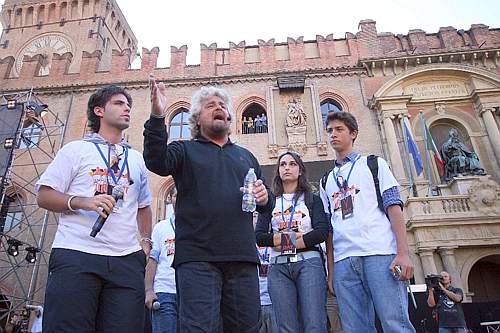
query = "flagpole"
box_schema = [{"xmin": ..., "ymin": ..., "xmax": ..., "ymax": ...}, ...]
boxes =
[
  {"xmin": 399, "ymin": 116, "xmax": 417, "ymax": 197},
  {"xmin": 419, "ymin": 112, "xmax": 433, "ymax": 196}
]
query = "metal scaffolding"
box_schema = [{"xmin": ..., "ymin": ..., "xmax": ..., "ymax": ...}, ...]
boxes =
[{"xmin": 0, "ymin": 90, "xmax": 65, "ymax": 330}]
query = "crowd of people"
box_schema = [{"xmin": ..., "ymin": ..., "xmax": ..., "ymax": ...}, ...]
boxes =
[
  {"xmin": 242, "ymin": 114, "xmax": 268, "ymax": 134},
  {"xmin": 28, "ymin": 82, "xmax": 468, "ymax": 333}
]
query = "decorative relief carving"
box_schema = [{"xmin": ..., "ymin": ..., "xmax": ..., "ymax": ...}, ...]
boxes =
[
  {"xmin": 317, "ymin": 142, "xmax": 328, "ymax": 156},
  {"xmin": 267, "ymin": 144, "xmax": 279, "ymax": 159},
  {"xmin": 286, "ymin": 97, "xmax": 307, "ymax": 128},
  {"xmin": 435, "ymin": 102, "xmax": 446, "ymax": 115},
  {"xmin": 468, "ymin": 178, "xmax": 500, "ymax": 215}
]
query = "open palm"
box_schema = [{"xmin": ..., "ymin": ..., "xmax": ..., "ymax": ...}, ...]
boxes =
[{"xmin": 149, "ymin": 76, "xmax": 168, "ymax": 116}]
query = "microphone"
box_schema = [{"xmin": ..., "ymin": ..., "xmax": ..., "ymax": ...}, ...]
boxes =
[
  {"xmin": 90, "ymin": 186, "xmax": 124, "ymax": 238},
  {"xmin": 152, "ymin": 300, "xmax": 160, "ymax": 310}
]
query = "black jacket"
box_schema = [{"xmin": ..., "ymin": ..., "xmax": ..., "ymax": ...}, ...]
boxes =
[
  {"xmin": 143, "ymin": 116, "xmax": 273, "ymax": 267},
  {"xmin": 255, "ymin": 192, "xmax": 330, "ymax": 251}
]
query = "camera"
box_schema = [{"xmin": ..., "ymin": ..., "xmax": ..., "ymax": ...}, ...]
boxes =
[{"xmin": 425, "ymin": 274, "xmax": 442, "ymax": 289}]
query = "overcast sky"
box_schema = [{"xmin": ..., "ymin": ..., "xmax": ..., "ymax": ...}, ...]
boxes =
[{"xmin": 116, "ymin": 0, "xmax": 499, "ymax": 67}]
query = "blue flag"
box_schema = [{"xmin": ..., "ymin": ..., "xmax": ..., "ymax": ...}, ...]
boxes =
[{"xmin": 403, "ymin": 118, "xmax": 423, "ymax": 176}]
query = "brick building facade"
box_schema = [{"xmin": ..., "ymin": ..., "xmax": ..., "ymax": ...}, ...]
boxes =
[{"xmin": 0, "ymin": 0, "xmax": 499, "ymax": 327}]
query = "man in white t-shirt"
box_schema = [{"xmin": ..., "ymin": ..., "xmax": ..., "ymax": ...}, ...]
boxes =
[
  {"xmin": 145, "ymin": 187, "xmax": 178, "ymax": 333},
  {"xmin": 36, "ymin": 85, "xmax": 153, "ymax": 333},
  {"xmin": 319, "ymin": 111, "xmax": 415, "ymax": 333}
]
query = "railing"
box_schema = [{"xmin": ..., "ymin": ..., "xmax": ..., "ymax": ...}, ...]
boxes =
[{"xmin": 405, "ymin": 195, "xmax": 475, "ymax": 221}]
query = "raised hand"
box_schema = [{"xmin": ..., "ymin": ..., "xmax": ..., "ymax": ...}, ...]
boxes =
[{"xmin": 149, "ymin": 74, "xmax": 168, "ymax": 117}]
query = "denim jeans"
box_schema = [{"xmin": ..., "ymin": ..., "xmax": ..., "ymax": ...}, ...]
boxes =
[
  {"xmin": 268, "ymin": 257, "xmax": 327, "ymax": 333},
  {"xmin": 333, "ymin": 254, "xmax": 415, "ymax": 333},
  {"xmin": 439, "ymin": 328, "xmax": 466, "ymax": 333},
  {"xmin": 176, "ymin": 261, "xmax": 260, "ymax": 333},
  {"xmin": 259, "ymin": 304, "xmax": 278, "ymax": 333},
  {"xmin": 151, "ymin": 292, "xmax": 177, "ymax": 333}
]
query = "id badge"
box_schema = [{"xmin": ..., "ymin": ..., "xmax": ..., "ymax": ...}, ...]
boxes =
[
  {"xmin": 341, "ymin": 194, "xmax": 354, "ymax": 219},
  {"xmin": 258, "ymin": 264, "xmax": 269, "ymax": 277},
  {"xmin": 281, "ymin": 231, "xmax": 297, "ymax": 255}
]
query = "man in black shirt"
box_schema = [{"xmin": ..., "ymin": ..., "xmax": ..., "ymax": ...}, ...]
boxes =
[
  {"xmin": 427, "ymin": 271, "xmax": 467, "ymax": 333},
  {"xmin": 143, "ymin": 77, "xmax": 272, "ymax": 333}
]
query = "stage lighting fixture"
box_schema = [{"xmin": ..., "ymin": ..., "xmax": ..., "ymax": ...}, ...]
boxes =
[
  {"xmin": 7, "ymin": 239, "xmax": 23, "ymax": 256},
  {"xmin": 7, "ymin": 100, "xmax": 16, "ymax": 109},
  {"xmin": 4, "ymin": 138, "xmax": 14, "ymax": 149},
  {"xmin": 26, "ymin": 102, "xmax": 48, "ymax": 117},
  {"xmin": 25, "ymin": 247, "xmax": 40, "ymax": 263}
]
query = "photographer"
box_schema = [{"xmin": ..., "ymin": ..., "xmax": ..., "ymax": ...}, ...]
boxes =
[{"xmin": 427, "ymin": 271, "xmax": 467, "ymax": 333}]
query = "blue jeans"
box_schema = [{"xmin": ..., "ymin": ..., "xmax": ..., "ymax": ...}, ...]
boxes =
[
  {"xmin": 151, "ymin": 292, "xmax": 177, "ymax": 333},
  {"xmin": 268, "ymin": 257, "xmax": 327, "ymax": 333},
  {"xmin": 333, "ymin": 255, "xmax": 415, "ymax": 333},
  {"xmin": 176, "ymin": 261, "xmax": 260, "ymax": 333},
  {"xmin": 260, "ymin": 304, "xmax": 278, "ymax": 333},
  {"xmin": 439, "ymin": 328, "xmax": 466, "ymax": 333}
]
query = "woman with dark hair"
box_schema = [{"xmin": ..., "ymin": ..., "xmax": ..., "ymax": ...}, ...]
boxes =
[{"xmin": 255, "ymin": 151, "xmax": 330, "ymax": 333}]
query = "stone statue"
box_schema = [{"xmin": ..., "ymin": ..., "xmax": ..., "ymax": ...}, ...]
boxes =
[
  {"xmin": 441, "ymin": 128, "xmax": 486, "ymax": 180},
  {"xmin": 286, "ymin": 98, "xmax": 306, "ymax": 127}
]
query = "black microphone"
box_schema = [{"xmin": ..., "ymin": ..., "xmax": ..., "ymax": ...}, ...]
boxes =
[{"xmin": 90, "ymin": 186, "xmax": 124, "ymax": 238}]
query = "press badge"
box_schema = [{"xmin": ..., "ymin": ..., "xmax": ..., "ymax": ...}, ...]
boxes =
[
  {"xmin": 281, "ymin": 231, "xmax": 297, "ymax": 255},
  {"xmin": 341, "ymin": 194, "xmax": 354, "ymax": 219},
  {"xmin": 258, "ymin": 264, "xmax": 269, "ymax": 277}
]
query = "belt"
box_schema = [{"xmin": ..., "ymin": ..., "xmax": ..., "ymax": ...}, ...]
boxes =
[{"xmin": 270, "ymin": 250, "xmax": 321, "ymax": 265}]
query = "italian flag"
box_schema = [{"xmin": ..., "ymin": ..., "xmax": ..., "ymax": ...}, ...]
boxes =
[{"xmin": 423, "ymin": 120, "xmax": 445, "ymax": 177}]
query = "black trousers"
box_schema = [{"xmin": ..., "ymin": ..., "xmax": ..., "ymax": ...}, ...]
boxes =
[{"xmin": 43, "ymin": 248, "xmax": 146, "ymax": 333}]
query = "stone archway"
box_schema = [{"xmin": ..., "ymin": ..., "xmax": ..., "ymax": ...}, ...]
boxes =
[
  {"xmin": 467, "ymin": 254, "xmax": 500, "ymax": 303},
  {"xmin": 371, "ymin": 63, "xmax": 500, "ymax": 183}
]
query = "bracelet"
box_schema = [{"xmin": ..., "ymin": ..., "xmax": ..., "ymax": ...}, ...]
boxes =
[
  {"xmin": 67, "ymin": 195, "xmax": 77, "ymax": 212},
  {"xmin": 141, "ymin": 237, "xmax": 153, "ymax": 246}
]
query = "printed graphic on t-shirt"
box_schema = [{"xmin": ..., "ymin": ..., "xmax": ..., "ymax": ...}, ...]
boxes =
[
  {"xmin": 331, "ymin": 184, "xmax": 360, "ymax": 212},
  {"xmin": 89, "ymin": 149, "xmax": 131, "ymax": 212},
  {"xmin": 271, "ymin": 206, "xmax": 304, "ymax": 232},
  {"xmin": 165, "ymin": 238, "xmax": 175, "ymax": 256}
]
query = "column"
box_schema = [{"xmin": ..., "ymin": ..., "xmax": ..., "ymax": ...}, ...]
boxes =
[
  {"xmin": 438, "ymin": 247, "xmax": 464, "ymax": 290},
  {"xmin": 417, "ymin": 247, "xmax": 438, "ymax": 276},
  {"xmin": 481, "ymin": 107, "xmax": 500, "ymax": 167},
  {"xmin": 382, "ymin": 114, "xmax": 405, "ymax": 181}
]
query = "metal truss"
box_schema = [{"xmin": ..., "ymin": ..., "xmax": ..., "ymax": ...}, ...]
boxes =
[{"xmin": 0, "ymin": 89, "xmax": 65, "ymax": 328}]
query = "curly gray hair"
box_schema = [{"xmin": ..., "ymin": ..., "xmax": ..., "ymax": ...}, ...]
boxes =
[{"xmin": 188, "ymin": 86, "xmax": 235, "ymax": 138}]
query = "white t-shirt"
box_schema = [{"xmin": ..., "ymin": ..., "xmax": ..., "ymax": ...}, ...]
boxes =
[
  {"xmin": 269, "ymin": 193, "xmax": 312, "ymax": 258},
  {"xmin": 150, "ymin": 216, "xmax": 176, "ymax": 294},
  {"xmin": 319, "ymin": 156, "xmax": 399, "ymax": 262},
  {"xmin": 257, "ymin": 245, "xmax": 272, "ymax": 306},
  {"xmin": 36, "ymin": 140, "xmax": 152, "ymax": 256},
  {"xmin": 29, "ymin": 306, "xmax": 43, "ymax": 332}
]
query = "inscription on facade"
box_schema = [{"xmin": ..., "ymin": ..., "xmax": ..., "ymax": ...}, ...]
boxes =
[{"xmin": 406, "ymin": 82, "xmax": 468, "ymax": 99}]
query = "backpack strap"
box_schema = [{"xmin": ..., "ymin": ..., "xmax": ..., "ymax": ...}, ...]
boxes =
[
  {"xmin": 367, "ymin": 155, "xmax": 385, "ymax": 213},
  {"xmin": 320, "ymin": 169, "xmax": 332, "ymax": 216}
]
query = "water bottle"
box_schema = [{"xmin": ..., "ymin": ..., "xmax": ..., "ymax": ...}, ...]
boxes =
[{"xmin": 242, "ymin": 168, "xmax": 257, "ymax": 212}]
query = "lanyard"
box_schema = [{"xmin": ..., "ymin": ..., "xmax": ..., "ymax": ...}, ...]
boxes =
[
  {"xmin": 281, "ymin": 196, "xmax": 297, "ymax": 231},
  {"xmin": 333, "ymin": 155, "xmax": 360, "ymax": 191},
  {"xmin": 94, "ymin": 143, "xmax": 128, "ymax": 185},
  {"xmin": 169, "ymin": 216, "xmax": 176, "ymax": 232}
]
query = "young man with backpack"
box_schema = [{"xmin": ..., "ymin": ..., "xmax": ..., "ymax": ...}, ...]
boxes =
[{"xmin": 319, "ymin": 111, "xmax": 415, "ymax": 333}]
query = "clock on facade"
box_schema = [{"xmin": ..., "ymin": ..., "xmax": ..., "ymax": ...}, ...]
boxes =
[{"xmin": 15, "ymin": 34, "xmax": 73, "ymax": 76}]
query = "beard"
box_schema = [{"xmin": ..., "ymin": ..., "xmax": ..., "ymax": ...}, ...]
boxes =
[{"xmin": 210, "ymin": 121, "xmax": 230, "ymax": 137}]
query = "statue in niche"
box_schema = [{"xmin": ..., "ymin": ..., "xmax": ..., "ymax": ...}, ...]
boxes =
[
  {"xmin": 441, "ymin": 128, "xmax": 486, "ymax": 180},
  {"xmin": 286, "ymin": 98, "xmax": 307, "ymax": 127}
]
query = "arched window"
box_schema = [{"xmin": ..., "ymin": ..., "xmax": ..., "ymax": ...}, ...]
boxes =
[
  {"xmin": 169, "ymin": 108, "xmax": 190, "ymax": 140},
  {"xmin": 320, "ymin": 99, "xmax": 342, "ymax": 128},
  {"xmin": 241, "ymin": 103, "xmax": 267, "ymax": 134}
]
